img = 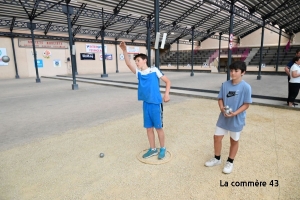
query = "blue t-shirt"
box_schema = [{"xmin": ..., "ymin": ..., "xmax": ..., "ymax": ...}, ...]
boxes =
[
  {"xmin": 136, "ymin": 67, "xmax": 164, "ymax": 104},
  {"xmin": 216, "ymin": 80, "xmax": 252, "ymax": 132},
  {"xmin": 287, "ymin": 60, "xmax": 294, "ymax": 69}
]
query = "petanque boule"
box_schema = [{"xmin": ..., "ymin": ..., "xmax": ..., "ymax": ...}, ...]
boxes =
[
  {"xmin": 1, "ymin": 55, "xmax": 10, "ymax": 63},
  {"xmin": 99, "ymin": 153, "xmax": 105, "ymax": 158},
  {"xmin": 224, "ymin": 105, "xmax": 232, "ymax": 115}
]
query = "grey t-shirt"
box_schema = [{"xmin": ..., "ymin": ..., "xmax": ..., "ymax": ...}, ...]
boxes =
[{"xmin": 216, "ymin": 80, "xmax": 252, "ymax": 132}]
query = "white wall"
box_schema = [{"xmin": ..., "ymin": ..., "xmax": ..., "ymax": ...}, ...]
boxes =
[
  {"xmin": 0, "ymin": 36, "xmax": 147, "ymax": 79},
  {"xmin": 169, "ymin": 29, "xmax": 297, "ymax": 51},
  {"xmin": 241, "ymin": 28, "xmax": 289, "ymax": 47}
]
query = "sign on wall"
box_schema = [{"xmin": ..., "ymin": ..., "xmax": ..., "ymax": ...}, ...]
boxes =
[
  {"xmin": 0, "ymin": 48, "xmax": 8, "ymax": 66},
  {"xmin": 86, "ymin": 44, "xmax": 107, "ymax": 53},
  {"xmin": 99, "ymin": 54, "xmax": 113, "ymax": 60},
  {"xmin": 19, "ymin": 39, "xmax": 68, "ymax": 49},
  {"xmin": 37, "ymin": 59, "xmax": 44, "ymax": 68},
  {"xmin": 80, "ymin": 53, "xmax": 95, "ymax": 60},
  {"xmin": 43, "ymin": 50, "xmax": 51, "ymax": 59},
  {"xmin": 53, "ymin": 59, "xmax": 61, "ymax": 67},
  {"xmin": 126, "ymin": 46, "xmax": 140, "ymax": 54}
]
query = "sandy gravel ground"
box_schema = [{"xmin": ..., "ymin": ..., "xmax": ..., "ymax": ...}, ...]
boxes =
[{"xmin": 1, "ymin": 98, "xmax": 299, "ymax": 200}]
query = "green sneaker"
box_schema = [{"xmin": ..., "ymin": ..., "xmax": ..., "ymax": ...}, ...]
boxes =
[
  {"xmin": 143, "ymin": 148, "xmax": 158, "ymax": 158},
  {"xmin": 158, "ymin": 147, "xmax": 166, "ymax": 160}
]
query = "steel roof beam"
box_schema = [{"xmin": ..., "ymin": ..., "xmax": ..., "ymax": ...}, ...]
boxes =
[
  {"xmin": 9, "ymin": 17, "xmax": 16, "ymax": 32},
  {"xmin": 248, "ymin": 0, "xmax": 273, "ymax": 14},
  {"xmin": 0, "ymin": 31, "xmax": 147, "ymax": 46},
  {"xmin": 202, "ymin": 0, "xmax": 289, "ymax": 37},
  {"xmin": 193, "ymin": 8, "xmax": 222, "ymax": 28},
  {"xmin": 71, "ymin": 3, "xmax": 86, "ymax": 26},
  {"xmin": 199, "ymin": 32, "xmax": 216, "ymax": 42},
  {"xmin": 171, "ymin": 0, "xmax": 204, "ymax": 27},
  {"xmin": 29, "ymin": 0, "xmax": 40, "ymax": 20},
  {"xmin": 192, "ymin": 17, "xmax": 230, "ymax": 40},
  {"xmin": 125, "ymin": 16, "xmax": 145, "ymax": 34},
  {"xmin": 263, "ymin": 0, "xmax": 298, "ymax": 20},
  {"xmin": 221, "ymin": 18, "xmax": 247, "ymax": 34},
  {"xmin": 280, "ymin": 14, "xmax": 300, "ymax": 29},
  {"xmin": 104, "ymin": 0, "xmax": 128, "ymax": 28},
  {"xmin": 115, "ymin": 31, "xmax": 126, "ymax": 41},
  {"xmin": 73, "ymin": 25, "xmax": 81, "ymax": 37},
  {"xmin": 131, "ymin": 33, "xmax": 142, "ymax": 42},
  {"xmin": 34, "ymin": 0, "xmax": 64, "ymax": 19},
  {"xmin": 149, "ymin": 0, "xmax": 173, "ymax": 20},
  {"xmin": 44, "ymin": 21, "xmax": 52, "ymax": 35},
  {"xmin": 18, "ymin": 0, "xmax": 30, "ymax": 18},
  {"xmin": 239, "ymin": 26, "xmax": 261, "ymax": 38}
]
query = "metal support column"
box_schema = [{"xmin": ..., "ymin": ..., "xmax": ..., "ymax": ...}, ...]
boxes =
[
  {"xmin": 101, "ymin": 8, "xmax": 108, "ymax": 78},
  {"xmin": 218, "ymin": 33, "xmax": 222, "ymax": 72},
  {"xmin": 27, "ymin": 21, "xmax": 40, "ymax": 83},
  {"xmin": 63, "ymin": 4, "xmax": 78, "ymax": 90},
  {"xmin": 100, "ymin": 30, "xmax": 108, "ymax": 77},
  {"xmin": 73, "ymin": 39, "xmax": 78, "ymax": 75},
  {"xmin": 115, "ymin": 39, "xmax": 119, "ymax": 73},
  {"xmin": 258, "ymin": 19, "xmax": 265, "ymax": 80},
  {"xmin": 177, "ymin": 39, "xmax": 179, "ymax": 70},
  {"xmin": 227, "ymin": 1, "xmax": 234, "ymax": 80},
  {"xmin": 146, "ymin": 16, "xmax": 151, "ymax": 67},
  {"xmin": 154, "ymin": 0, "xmax": 159, "ymax": 68},
  {"xmin": 11, "ymin": 36, "xmax": 19, "ymax": 79},
  {"xmin": 275, "ymin": 28, "xmax": 282, "ymax": 72},
  {"xmin": 190, "ymin": 27, "xmax": 195, "ymax": 76}
]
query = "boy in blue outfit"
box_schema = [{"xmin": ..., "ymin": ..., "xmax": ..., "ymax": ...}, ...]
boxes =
[
  {"xmin": 119, "ymin": 41, "xmax": 171, "ymax": 160},
  {"xmin": 205, "ymin": 61, "xmax": 252, "ymax": 174}
]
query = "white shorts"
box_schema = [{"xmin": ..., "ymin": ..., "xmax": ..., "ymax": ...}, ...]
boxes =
[{"xmin": 214, "ymin": 126, "xmax": 241, "ymax": 141}]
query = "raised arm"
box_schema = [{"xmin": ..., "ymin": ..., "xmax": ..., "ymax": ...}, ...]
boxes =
[{"xmin": 119, "ymin": 41, "xmax": 136, "ymax": 74}]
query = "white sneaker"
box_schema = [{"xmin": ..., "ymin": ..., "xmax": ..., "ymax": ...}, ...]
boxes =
[
  {"xmin": 205, "ymin": 158, "xmax": 221, "ymax": 167},
  {"xmin": 223, "ymin": 161, "xmax": 234, "ymax": 174}
]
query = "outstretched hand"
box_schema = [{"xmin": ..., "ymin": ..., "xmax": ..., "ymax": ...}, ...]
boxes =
[{"xmin": 119, "ymin": 41, "xmax": 127, "ymax": 51}]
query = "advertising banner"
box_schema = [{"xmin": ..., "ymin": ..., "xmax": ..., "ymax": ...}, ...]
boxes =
[
  {"xmin": 80, "ymin": 53, "xmax": 95, "ymax": 60},
  {"xmin": 86, "ymin": 44, "xmax": 107, "ymax": 53}
]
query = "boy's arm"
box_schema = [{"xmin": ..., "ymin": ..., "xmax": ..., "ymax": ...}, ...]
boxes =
[
  {"xmin": 226, "ymin": 103, "xmax": 250, "ymax": 117},
  {"xmin": 160, "ymin": 75, "xmax": 171, "ymax": 102},
  {"xmin": 119, "ymin": 41, "xmax": 136, "ymax": 74},
  {"xmin": 218, "ymin": 99, "xmax": 225, "ymax": 113}
]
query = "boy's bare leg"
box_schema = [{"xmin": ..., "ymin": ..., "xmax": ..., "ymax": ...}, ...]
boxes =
[
  {"xmin": 146, "ymin": 128, "xmax": 156, "ymax": 148},
  {"xmin": 214, "ymin": 135, "xmax": 224, "ymax": 156},
  {"xmin": 229, "ymin": 137, "xmax": 239, "ymax": 159},
  {"xmin": 156, "ymin": 128, "xmax": 165, "ymax": 147}
]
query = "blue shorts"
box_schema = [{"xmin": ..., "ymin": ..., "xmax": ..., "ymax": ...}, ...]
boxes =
[{"xmin": 143, "ymin": 102, "xmax": 163, "ymax": 129}]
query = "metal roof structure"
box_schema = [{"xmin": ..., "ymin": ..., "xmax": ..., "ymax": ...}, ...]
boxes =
[{"xmin": 0, "ymin": 0, "xmax": 299, "ymax": 45}]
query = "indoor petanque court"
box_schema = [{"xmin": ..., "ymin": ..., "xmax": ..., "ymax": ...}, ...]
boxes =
[
  {"xmin": 1, "ymin": 0, "xmax": 300, "ymax": 199},
  {"xmin": 0, "ymin": 75, "xmax": 299, "ymax": 199}
]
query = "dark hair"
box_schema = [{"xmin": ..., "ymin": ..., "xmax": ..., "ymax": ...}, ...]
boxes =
[
  {"xmin": 229, "ymin": 61, "xmax": 247, "ymax": 73},
  {"xmin": 296, "ymin": 49, "xmax": 300, "ymax": 54},
  {"xmin": 134, "ymin": 53, "xmax": 148, "ymax": 60},
  {"xmin": 292, "ymin": 56, "xmax": 300, "ymax": 63}
]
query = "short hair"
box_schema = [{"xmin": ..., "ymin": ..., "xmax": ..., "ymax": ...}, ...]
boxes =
[
  {"xmin": 296, "ymin": 49, "xmax": 300, "ymax": 54},
  {"xmin": 134, "ymin": 53, "xmax": 147, "ymax": 60},
  {"xmin": 229, "ymin": 61, "xmax": 247, "ymax": 73},
  {"xmin": 292, "ymin": 56, "xmax": 300, "ymax": 63}
]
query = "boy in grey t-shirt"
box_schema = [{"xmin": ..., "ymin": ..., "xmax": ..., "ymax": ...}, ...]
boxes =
[{"xmin": 205, "ymin": 61, "xmax": 252, "ymax": 174}]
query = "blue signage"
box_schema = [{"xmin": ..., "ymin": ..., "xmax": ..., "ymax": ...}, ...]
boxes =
[{"xmin": 37, "ymin": 59, "xmax": 43, "ymax": 68}]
